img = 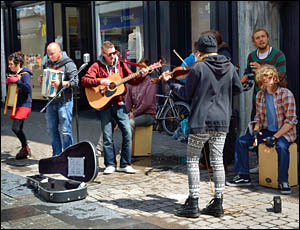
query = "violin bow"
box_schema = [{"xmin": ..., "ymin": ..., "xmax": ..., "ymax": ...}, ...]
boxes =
[{"xmin": 173, "ymin": 49, "xmax": 188, "ymax": 67}]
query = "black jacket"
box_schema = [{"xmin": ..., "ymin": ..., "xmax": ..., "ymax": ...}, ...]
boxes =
[{"xmin": 168, "ymin": 55, "xmax": 243, "ymax": 134}]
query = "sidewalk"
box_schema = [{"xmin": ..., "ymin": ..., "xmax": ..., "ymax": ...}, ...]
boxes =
[{"xmin": 1, "ymin": 106, "xmax": 299, "ymax": 229}]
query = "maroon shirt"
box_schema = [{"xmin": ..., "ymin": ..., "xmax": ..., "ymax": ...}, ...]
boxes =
[{"xmin": 125, "ymin": 75, "xmax": 156, "ymax": 117}]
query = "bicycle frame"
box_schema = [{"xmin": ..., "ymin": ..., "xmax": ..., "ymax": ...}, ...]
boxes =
[
  {"xmin": 154, "ymin": 90, "xmax": 191, "ymax": 135},
  {"xmin": 155, "ymin": 92, "xmax": 173, "ymax": 121}
]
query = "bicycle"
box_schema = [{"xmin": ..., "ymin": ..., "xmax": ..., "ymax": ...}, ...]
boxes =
[{"xmin": 154, "ymin": 90, "xmax": 190, "ymax": 136}]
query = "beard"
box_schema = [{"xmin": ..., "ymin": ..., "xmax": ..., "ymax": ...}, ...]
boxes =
[{"xmin": 258, "ymin": 43, "xmax": 269, "ymax": 52}]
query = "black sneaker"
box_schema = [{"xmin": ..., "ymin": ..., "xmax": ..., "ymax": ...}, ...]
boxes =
[
  {"xmin": 226, "ymin": 175, "xmax": 252, "ymax": 186},
  {"xmin": 279, "ymin": 182, "xmax": 291, "ymax": 195}
]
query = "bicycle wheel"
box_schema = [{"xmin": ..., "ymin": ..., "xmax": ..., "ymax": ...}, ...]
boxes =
[{"xmin": 162, "ymin": 101, "xmax": 190, "ymax": 136}]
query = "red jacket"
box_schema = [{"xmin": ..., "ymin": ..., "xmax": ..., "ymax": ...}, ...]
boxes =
[{"xmin": 81, "ymin": 60, "xmax": 143, "ymax": 110}]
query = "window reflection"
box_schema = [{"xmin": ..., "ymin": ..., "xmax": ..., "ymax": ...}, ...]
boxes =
[
  {"xmin": 191, "ymin": 1, "xmax": 210, "ymax": 46},
  {"xmin": 95, "ymin": 1, "xmax": 144, "ymax": 70},
  {"xmin": 16, "ymin": 3, "xmax": 46, "ymax": 99}
]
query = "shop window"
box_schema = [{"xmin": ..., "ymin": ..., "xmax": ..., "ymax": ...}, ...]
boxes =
[
  {"xmin": 16, "ymin": 3, "xmax": 47, "ymax": 99},
  {"xmin": 191, "ymin": 1, "xmax": 210, "ymax": 46},
  {"xmin": 95, "ymin": 1, "xmax": 144, "ymax": 70}
]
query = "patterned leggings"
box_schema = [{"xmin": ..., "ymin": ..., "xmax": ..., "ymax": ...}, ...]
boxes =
[{"xmin": 187, "ymin": 132, "xmax": 227, "ymax": 199}]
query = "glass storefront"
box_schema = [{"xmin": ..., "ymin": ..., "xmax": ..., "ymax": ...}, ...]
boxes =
[
  {"xmin": 95, "ymin": 1, "xmax": 144, "ymax": 70},
  {"xmin": 191, "ymin": 1, "xmax": 210, "ymax": 46},
  {"xmin": 16, "ymin": 2, "xmax": 46, "ymax": 99}
]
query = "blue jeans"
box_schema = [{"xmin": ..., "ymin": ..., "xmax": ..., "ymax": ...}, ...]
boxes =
[
  {"xmin": 234, "ymin": 129, "xmax": 292, "ymax": 183},
  {"xmin": 100, "ymin": 104, "xmax": 132, "ymax": 168},
  {"xmin": 46, "ymin": 101, "xmax": 74, "ymax": 156}
]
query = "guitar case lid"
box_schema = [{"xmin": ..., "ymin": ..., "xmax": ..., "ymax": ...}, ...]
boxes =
[{"xmin": 38, "ymin": 140, "xmax": 99, "ymax": 183}]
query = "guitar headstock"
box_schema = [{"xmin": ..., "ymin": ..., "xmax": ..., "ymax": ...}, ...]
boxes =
[{"xmin": 148, "ymin": 60, "xmax": 162, "ymax": 71}]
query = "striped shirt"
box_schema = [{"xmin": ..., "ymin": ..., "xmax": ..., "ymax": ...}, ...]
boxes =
[
  {"xmin": 254, "ymin": 87, "xmax": 297, "ymax": 142},
  {"xmin": 244, "ymin": 47, "xmax": 287, "ymax": 99}
]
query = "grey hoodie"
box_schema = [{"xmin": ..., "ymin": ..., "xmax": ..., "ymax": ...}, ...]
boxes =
[
  {"xmin": 43, "ymin": 51, "xmax": 78, "ymax": 103},
  {"xmin": 168, "ymin": 55, "xmax": 243, "ymax": 134}
]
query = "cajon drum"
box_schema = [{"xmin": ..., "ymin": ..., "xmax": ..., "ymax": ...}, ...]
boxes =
[
  {"xmin": 132, "ymin": 125, "xmax": 153, "ymax": 157},
  {"xmin": 259, "ymin": 143, "xmax": 298, "ymax": 188},
  {"xmin": 4, "ymin": 75, "xmax": 21, "ymax": 116}
]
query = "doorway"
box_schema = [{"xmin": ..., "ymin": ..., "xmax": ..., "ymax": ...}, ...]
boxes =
[{"xmin": 54, "ymin": 2, "xmax": 92, "ymax": 108}]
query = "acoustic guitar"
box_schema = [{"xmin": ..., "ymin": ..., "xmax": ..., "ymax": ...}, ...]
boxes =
[{"xmin": 85, "ymin": 60, "xmax": 162, "ymax": 110}]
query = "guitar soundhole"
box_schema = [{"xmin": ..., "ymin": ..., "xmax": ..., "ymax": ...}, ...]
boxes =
[
  {"xmin": 105, "ymin": 89, "xmax": 117, "ymax": 97},
  {"xmin": 109, "ymin": 82, "xmax": 116, "ymax": 90}
]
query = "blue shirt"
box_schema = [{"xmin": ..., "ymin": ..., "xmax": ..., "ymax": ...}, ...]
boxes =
[
  {"xmin": 179, "ymin": 53, "xmax": 197, "ymax": 83},
  {"xmin": 265, "ymin": 92, "xmax": 278, "ymax": 132}
]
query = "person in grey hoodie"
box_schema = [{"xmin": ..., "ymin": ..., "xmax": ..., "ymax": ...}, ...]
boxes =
[
  {"xmin": 162, "ymin": 34, "xmax": 243, "ymax": 218},
  {"xmin": 38, "ymin": 42, "xmax": 78, "ymax": 156}
]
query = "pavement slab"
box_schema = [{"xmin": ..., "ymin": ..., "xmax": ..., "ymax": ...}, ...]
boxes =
[{"xmin": 1, "ymin": 107, "xmax": 299, "ymax": 229}]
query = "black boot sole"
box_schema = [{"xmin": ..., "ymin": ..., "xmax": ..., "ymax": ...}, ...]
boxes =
[
  {"xmin": 175, "ymin": 212, "xmax": 200, "ymax": 218},
  {"xmin": 201, "ymin": 210, "xmax": 224, "ymax": 217}
]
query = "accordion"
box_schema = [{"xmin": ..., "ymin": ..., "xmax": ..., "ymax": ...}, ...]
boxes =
[
  {"xmin": 41, "ymin": 69, "xmax": 64, "ymax": 98},
  {"xmin": 4, "ymin": 74, "xmax": 21, "ymax": 116}
]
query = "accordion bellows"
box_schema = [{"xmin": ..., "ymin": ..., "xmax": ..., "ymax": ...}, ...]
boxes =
[{"xmin": 42, "ymin": 69, "xmax": 64, "ymax": 98}]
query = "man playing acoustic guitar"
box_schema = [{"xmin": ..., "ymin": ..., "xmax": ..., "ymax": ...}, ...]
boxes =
[{"xmin": 81, "ymin": 41, "xmax": 149, "ymax": 174}]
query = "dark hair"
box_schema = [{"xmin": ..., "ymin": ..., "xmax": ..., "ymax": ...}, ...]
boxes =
[
  {"xmin": 8, "ymin": 51, "xmax": 25, "ymax": 67},
  {"xmin": 138, "ymin": 58, "xmax": 150, "ymax": 66},
  {"xmin": 193, "ymin": 41, "xmax": 198, "ymax": 53},
  {"xmin": 201, "ymin": 30, "xmax": 229, "ymax": 49}
]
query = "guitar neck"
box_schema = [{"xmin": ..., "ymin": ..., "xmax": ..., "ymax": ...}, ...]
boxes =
[
  {"xmin": 116, "ymin": 71, "xmax": 141, "ymax": 86},
  {"xmin": 114, "ymin": 60, "xmax": 161, "ymax": 87}
]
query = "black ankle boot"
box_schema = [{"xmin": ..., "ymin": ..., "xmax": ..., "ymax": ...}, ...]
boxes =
[
  {"xmin": 176, "ymin": 197, "xmax": 200, "ymax": 218},
  {"xmin": 201, "ymin": 197, "xmax": 224, "ymax": 217}
]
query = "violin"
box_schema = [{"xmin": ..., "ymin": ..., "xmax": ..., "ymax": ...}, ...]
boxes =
[{"xmin": 151, "ymin": 53, "xmax": 218, "ymax": 84}]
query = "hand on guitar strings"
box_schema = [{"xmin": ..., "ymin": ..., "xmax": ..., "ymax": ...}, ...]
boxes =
[
  {"xmin": 140, "ymin": 67, "xmax": 149, "ymax": 77},
  {"xmin": 99, "ymin": 79, "xmax": 111, "ymax": 86}
]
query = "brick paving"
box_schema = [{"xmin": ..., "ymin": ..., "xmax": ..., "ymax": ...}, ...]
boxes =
[{"xmin": 1, "ymin": 107, "xmax": 299, "ymax": 229}]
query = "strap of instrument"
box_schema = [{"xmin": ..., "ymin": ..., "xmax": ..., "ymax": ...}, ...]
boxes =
[
  {"xmin": 52, "ymin": 57, "xmax": 74, "ymax": 68},
  {"xmin": 123, "ymin": 60, "xmax": 145, "ymax": 68}
]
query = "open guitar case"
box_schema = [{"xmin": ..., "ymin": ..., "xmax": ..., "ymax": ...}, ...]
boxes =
[{"xmin": 26, "ymin": 141, "xmax": 99, "ymax": 203}]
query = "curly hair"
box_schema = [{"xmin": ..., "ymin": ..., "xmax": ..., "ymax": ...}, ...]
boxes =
[
  {"xmin": 8, "ymin": 51, "xmax": 25, "ymax": 67},
  {"xmin": 255, "ymin": 64, "xmax": 287, "ymax": 91}
]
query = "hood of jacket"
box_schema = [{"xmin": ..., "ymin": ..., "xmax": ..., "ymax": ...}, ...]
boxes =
[
  {"xmin": 99, "ymin": 54, "xmax": 119, "ymax": 70},
  {"xmin": 203, "ymin": 55, "xmax": 233, "ymax": 80}
]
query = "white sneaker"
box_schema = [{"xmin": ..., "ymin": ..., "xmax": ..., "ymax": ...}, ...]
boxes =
[
  {"xmin": 250, "ymin": 166, "xmax": 259, "ymax": 174},
  {"xmin": 118, "ymin": 165, "xmax": 136, "ymax": 174},
  {"xmin": 104, "ymin": 166, "xmax": 115, "ymax": 174}
]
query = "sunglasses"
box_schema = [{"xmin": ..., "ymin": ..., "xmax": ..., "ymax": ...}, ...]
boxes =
[{"xmin": 103, "ymin": 51, "xmax": 118, "ymax": 57}]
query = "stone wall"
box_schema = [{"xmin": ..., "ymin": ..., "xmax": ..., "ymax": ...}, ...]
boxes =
[{"xmin": 237, "ymin": 1, "xmax": 280, "ymax": 135}]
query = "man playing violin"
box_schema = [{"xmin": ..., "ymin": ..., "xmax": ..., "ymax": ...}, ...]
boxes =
[
  {"xmin": 162, "ymin": 34, "xmax": 243, "ymax": 218},
  {"xmin": 81, "ymin": 41, "xmax": 148, "ymax": 175}
]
